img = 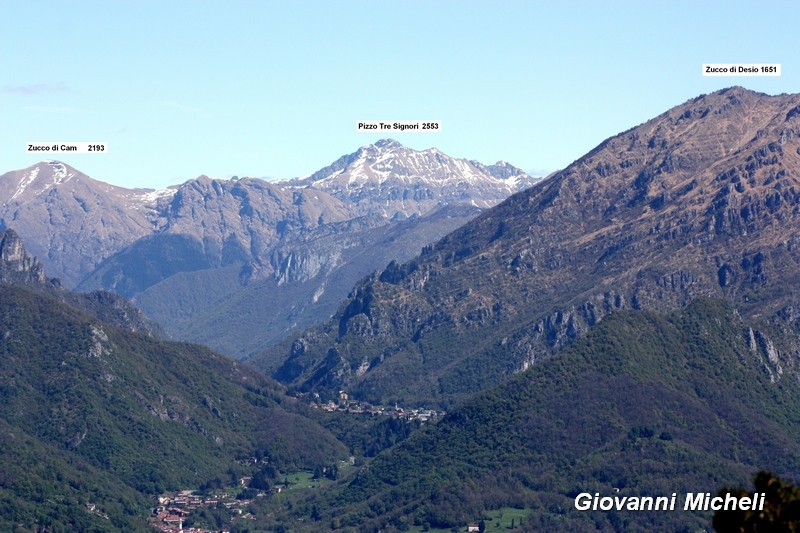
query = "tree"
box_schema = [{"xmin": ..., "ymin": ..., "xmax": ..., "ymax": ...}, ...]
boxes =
[
  {"xmin": 326, "ymin": 463, "xmax": 339, "ymax": 480},
  {"xmin": 713, "ymin": 471, "xmax": 800, "ymax": 532},
  {"xmin": 249, "ymin": 468, "xmax": 271, "ymax": 491}
]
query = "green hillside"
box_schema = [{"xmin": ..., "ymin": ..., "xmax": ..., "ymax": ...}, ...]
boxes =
[
  {"xmin": 0, "ymin": 282, "xmax": 348, "ymax": 530},
  {"xmin": 263, "ymin": 299, "xmax": 800, "ymax": 531}
]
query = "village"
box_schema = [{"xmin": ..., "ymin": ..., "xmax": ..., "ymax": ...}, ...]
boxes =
[
  {"xmin": 301, "ymin": 390, "xmax": 445, "ymax": 422},
  {"xmin": 149, "ymin": 481, "xmax": 274, "ymax": 533},
  {"xmin": 147, "ymin": 391, "xmax": 445, "ymax": 532}
]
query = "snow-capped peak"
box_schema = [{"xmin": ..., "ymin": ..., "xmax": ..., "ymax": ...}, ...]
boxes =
[
  {"xmin": 7, "ymin": 161, "xmax": 77, "ymax": 201},
  {"xmin": 46, "ymin": 160, "xmax": 75, "ymax": 186},
  {"xmin": 286, "ymin": 139, "xmax": 538, "ymax": 219},
  {"xmin": 372, "ymin": 138, "xmax": 403, "ymax": 150}
]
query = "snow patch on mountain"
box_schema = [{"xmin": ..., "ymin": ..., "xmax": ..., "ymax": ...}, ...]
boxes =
[
  {"xmin": 139, "ymin": 187, "xmax": 178, "ymax": 205},
  {"xmin": 38, "ymin": 161, "xmax": 76, "ymax": 194},
  {"xmin": 10, "ymin": 167, "xmax": 39, "ymax": 201}
]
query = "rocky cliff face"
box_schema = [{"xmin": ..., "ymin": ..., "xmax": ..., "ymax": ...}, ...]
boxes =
[
  {"xmin": 0, "ymin": 229, "xmax": 49, "ymax": 285},
  {"xmin": 258, "ymin": 87, "xmax": 800, "ymax": 406},
  {"xmin": 157, "ymin": 176, "xmax": 355, "ymax": 276},
  {"xmin": 0, "ymin": 228, "xmax": 159, "ymax": 336}
]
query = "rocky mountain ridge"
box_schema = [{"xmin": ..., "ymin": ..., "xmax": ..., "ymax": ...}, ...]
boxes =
[
  {"xmin": 287, "ymin": 138, "xmax": 538, "ymax": 218},
  {"xmin": 256, "ymin": 87, "xmax": 800, "ymax": 406},
  {"xmin": 76, "ymin": 175, "xmax": 356, "ymax": 295}
]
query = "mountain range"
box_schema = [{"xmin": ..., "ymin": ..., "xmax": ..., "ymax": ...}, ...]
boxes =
[
  {"xmin": 255, "ymin": 87, "xmax": 800, "ymax": 407},
  {"xmin": 0, "ymin": 141, "xmax": 538, "ymax": 358}
]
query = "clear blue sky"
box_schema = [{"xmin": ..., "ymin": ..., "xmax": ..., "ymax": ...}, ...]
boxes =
[{"xmin": 2, "ymin": 0, "xmax": 798, "ymax": 189}]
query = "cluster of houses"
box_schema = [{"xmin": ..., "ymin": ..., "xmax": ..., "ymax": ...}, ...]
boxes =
[
  {"xmin": 303, "ymin": 390, "xmax": 444, "ymax": 422},
  {"xmin": 149, "ymin": 488, "xmax": 261, "ymax": 532},
  {"xmin": 145, "ymin": 392, "xmax": 443, "ymax": 532}
]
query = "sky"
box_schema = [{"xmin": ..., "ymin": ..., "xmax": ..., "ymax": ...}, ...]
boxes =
[{"xmin": 2, "ymin": 0, "xmax": 799, "ymax": 190}]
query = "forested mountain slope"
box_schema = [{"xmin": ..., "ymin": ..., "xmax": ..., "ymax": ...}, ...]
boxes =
[
  {"xmin": 270, "ymin": 299, "xmax": 800, "ymax": 531},
  {"xmin": 0, "ymin": 231, "xmax": 348, "ymax": 530}
]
